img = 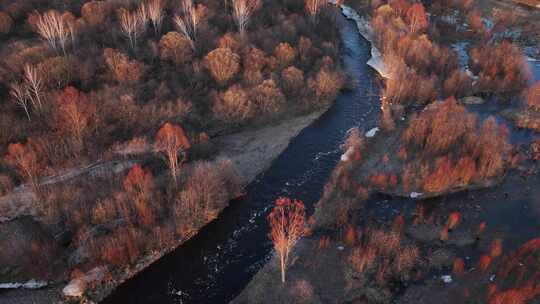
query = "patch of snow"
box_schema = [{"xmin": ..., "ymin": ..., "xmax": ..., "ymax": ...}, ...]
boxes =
[
  {"xmin": 337, "ymin": 246, "xmax": 345, "ymax": 251},
  {"xmin": 339, "ymin": 4, "xmax": 390, "ymax": 78},
  {"xmin": 0, "ymin": 283, "xmax": 22, "ymax": 289},
  {"xmin": 0, "ymin": 279, "xmax": 47, "ymax": 290},
  {"xmin": 441, "ymin": 275, "xmax": 453, "ymax": 284},
  {"xmin": 490, "ymin": 274, "xmax": 496, "ymax": 282},
  {"xmin": 410, "ymin": 192, "xmax": 423, "ymax": 199},
  {"xmin": 341, "ymin": 147, "xmax": 355, "ymax": 162},
  {"xmin": 365, "ymin": 127, "xmax": 379, "ymax": 138}
]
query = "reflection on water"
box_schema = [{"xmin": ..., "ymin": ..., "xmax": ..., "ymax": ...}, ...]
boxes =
[{"xmin": 102, "ymin": 14, "xmax": 381, "ymax": 304}]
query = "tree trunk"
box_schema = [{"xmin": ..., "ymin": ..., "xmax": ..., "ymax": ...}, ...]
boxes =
[{"xmin": 280, "ymin": 253, "xmax": 286, "ymax": 283}]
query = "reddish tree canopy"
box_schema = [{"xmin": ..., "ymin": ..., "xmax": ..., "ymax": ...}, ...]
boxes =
[{"xmin": 406, "ymin": 3, "xmax": 428, "ymax": 32}]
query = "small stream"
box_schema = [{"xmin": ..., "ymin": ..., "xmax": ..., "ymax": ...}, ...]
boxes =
[{"xmin": 102, "ymin": 13, "xmax": 382, "ymax": 304}]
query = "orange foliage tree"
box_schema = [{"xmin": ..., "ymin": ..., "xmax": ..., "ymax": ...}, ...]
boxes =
[
  {"xmin": 123, "ymin": 165, "xmax": 156, "ymax": 227},
  {"xmin": 154, "ymin": 123, "xmax": 191, "ymax": 182},
  {"xmin": 4, "ymin": 140, "xmax": 42, "ymax": 191},
  {"xmin": 268, "ymin": 197, "xmax": 306, "ymax": 283}
]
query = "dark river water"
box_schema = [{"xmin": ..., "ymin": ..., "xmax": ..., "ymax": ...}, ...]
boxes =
[{"xmin": 102, "ymin": 13, "xmax": 381, "ymax": 304}]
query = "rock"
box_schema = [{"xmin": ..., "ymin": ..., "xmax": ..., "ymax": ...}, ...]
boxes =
[{"xmin": 460, "ymin": 96, "xmax": 485, "ymax": 105}]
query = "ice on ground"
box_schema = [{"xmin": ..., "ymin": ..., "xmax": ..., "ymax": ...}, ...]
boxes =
[
  {"xmin": 339, "ymin": 4, "xmax": 390, "ymax": 78},
  {"xmin": 441, "ymin": 275, "xmax": 453, "ymax": 284},
  {"xmin": 341, "ymin": 147, "xmax": 355, "ymax": 162},
  {"xmin": 410, "ymin": 192, "xmax": 423, "ymax": 199},
  {"xmin": 0, "ymin": 279, "xmax": 47, "ymax": 289},
  {"xmin": 365, "ymin": 127, "xmax": 379, "ymax": 138}
]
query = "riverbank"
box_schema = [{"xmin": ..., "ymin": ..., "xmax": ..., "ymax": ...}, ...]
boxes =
[
  {"xmin": 0, "ymin": 102, "xmax": 335, "ymax": 304},
  {"xmin": 230, "ymin": 2, "xmax": 539, "ymax": 303},
  {"xmin": 338, "ymin": 4, "xmax": 390, "ymax": 79},
  {"xmin": 88, "ymin": 107, "xmax": 335, "ymax": 302}
]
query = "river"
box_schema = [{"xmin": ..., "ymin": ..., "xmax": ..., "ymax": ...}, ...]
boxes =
[{"xmin": 102, "ymin": 12, "xmax": 381, "ymax": 304}]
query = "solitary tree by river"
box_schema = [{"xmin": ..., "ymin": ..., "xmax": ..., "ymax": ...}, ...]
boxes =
[{"xmin": 268, "ymin": 197, "xmax": 306, "ymax": 283}]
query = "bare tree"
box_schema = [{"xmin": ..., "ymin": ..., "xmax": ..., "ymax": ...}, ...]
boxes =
[
  {"xmin": 35, "ymin": 10, "xmax": 75, "ymax": 55},
  {"xmin": 268, "ymin": 197, "xmax": 306, "ymax": 283},
  {"xmin": 119, "ymin": 5, "xmax": 148, "ymax": 50},
  {"xmin": 305, "ymin": 0, "xmax": 323, "ymax": 24},
  {"xmin": 174, "ymin": 0, "xmax": 199, "ymax": 49},
  {"xmin": 232, "ymin": 0, "xmax": 258, "ymax": 37},
  {"xmin": 147, "ymin": 0, "xmax": 165, "ymax": 35},
  {"xmin": 10, "ymin": 83, "xmax": 31, "ymax": 121},
  {"xmin": 154, "ymin": 122, "xmax": 191, "ymax": 182},
  {"xmin": 24, "ymin": 64, "xmax": 44, "ymax": 111}
]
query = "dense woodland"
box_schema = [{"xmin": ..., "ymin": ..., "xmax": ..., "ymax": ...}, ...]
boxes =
[{"xmin": 0, "ymin": 0, "xmax": 345, "ymax": 297}]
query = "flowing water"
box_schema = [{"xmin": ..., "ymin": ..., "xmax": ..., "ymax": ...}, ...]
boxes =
[
  {"xmin": 102, "ymin": 13, "xmax": 381, "ymax": 304},
  {"xmin": 102, "ymin": 11, "xmax": 540, "ymax": 304}
]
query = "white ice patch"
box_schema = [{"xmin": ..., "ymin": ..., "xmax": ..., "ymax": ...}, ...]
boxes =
[
  {"xmin": 365, "ymin": 127, "xmax": 379, "ymax": 138},
  {"xmin": 341, "ymin": 147, "xmax": 355, "ymax": 162},
  {"xmin": 410, "ymin": 192, "xmax": 423, "ymax": 199},
  {"xmin": 441, "ymin": 275, "xmax": 453, "ymax": 284},
  {"xmin": 339, "ymin": 4, "xmax": 390, "ymax": 78},
  {"xmin": 0, "ymin": 279, "xmax": 47, "ymax": 289}
]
